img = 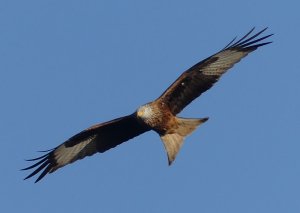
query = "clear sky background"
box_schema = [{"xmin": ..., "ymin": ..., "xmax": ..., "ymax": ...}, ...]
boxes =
[{"xmin": 1, "ymin": 0, "xmax": 299, "ymax": 212}]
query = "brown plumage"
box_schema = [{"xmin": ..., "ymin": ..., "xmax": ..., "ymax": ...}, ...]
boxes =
[{"xmin": 23, "ymin": 28, "xmax": 273, "ymax": 182}]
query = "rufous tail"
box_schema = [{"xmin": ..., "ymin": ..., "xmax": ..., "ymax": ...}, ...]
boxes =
[{"xmin": 160, "ymin": 117, "xmax": 208, "ymax": 165}]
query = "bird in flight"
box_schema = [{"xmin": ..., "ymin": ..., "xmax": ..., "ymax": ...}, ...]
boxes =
[{"xmin": 23, "ymin": 28, "xmax": 273, "ymax": 182}]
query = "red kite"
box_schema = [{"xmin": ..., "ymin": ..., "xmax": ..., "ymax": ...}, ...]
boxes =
[{"xmin": 23, "ymin": 28, "xmax": 272, "ymax": 182}]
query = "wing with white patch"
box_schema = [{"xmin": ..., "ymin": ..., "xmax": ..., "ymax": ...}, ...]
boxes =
[
  {"xmin": 157, "ymin": 28, "xmax": 273, "ymax": 115},
  {"xmin": 22, "ymin": 114, "xmax": 150, "ymax": 182}
]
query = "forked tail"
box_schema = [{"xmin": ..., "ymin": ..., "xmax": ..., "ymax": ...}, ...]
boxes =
[{"xmin": 160, "ymin": 117, "xmax": 209, "ymax": 165}]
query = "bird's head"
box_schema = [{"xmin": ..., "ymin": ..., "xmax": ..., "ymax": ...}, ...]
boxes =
[{"xmin": 136, "ymin": 104, "xmax": 153, "ymax": 120}]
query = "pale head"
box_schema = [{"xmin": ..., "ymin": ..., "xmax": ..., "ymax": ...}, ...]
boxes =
[{"xmin": 136, "ymin": 104, "xmax": 153, "ymax": 120}]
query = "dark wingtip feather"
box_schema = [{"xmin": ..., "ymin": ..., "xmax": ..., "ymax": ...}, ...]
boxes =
[
  {"xmin": 239, "ymin": 33, "xmax": 273, "ymax": 49},
  {"xmin": 22, "ymin": 150, "xmax": 56, "ymax": 182},
  {"xmin": 37, "ymin": 148, "xmax": 56, "ymax": 153},
  {"xmin": 202, "ymin": 117, "xmax": 209, "ymax": 122},
  {"xmin": 229, "ymin": 27, "xmax": 256, "ymax": 48},
  {"xmin": 34, "ymin": 164, "xmax": 53, "ymax": 183},
  {"xmin": 24, "ymin": 153, "xmax": 49, "ymax": 162},
  {"xmin": 222, "ymin": 36, "xmax": 237, "ymax": 50},
  {"xmin": 23, "ymin": 160, "xmax": 50, "ymax": 180},
  {"xmin": 222, "ymin": 27, "xmax": 273, "ymax": 51},
  {"xmin": 21, "ymin": 156, "xmax": 48, "ymax": 171}
]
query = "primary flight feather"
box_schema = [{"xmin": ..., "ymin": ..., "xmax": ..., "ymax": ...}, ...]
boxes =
[{"xmin": 23, "ymin": 28, "xmax": 273, "ymax": 182}]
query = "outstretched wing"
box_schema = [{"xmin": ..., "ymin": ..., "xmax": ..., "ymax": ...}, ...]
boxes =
[
  {"xmin": 22, "ymin": 114, "xmax": 150, "ymax": 182},
  {"xmin": 157, "ymin": 28, "xmax": 273, "ymax": 115}
]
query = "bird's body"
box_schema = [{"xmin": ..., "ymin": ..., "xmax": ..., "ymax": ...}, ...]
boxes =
[
  {"xmin": 23, "ymin": 28, "xmax": 273, "ymax": 182},
  {"xmin": 137, "ymin": 102, "xmax": 176, "ymax": 134}
]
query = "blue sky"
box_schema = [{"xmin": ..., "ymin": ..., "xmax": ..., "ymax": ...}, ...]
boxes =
[{"xmin": 1, "ymin": 0, "xmax": 300, "ymax": 212}]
